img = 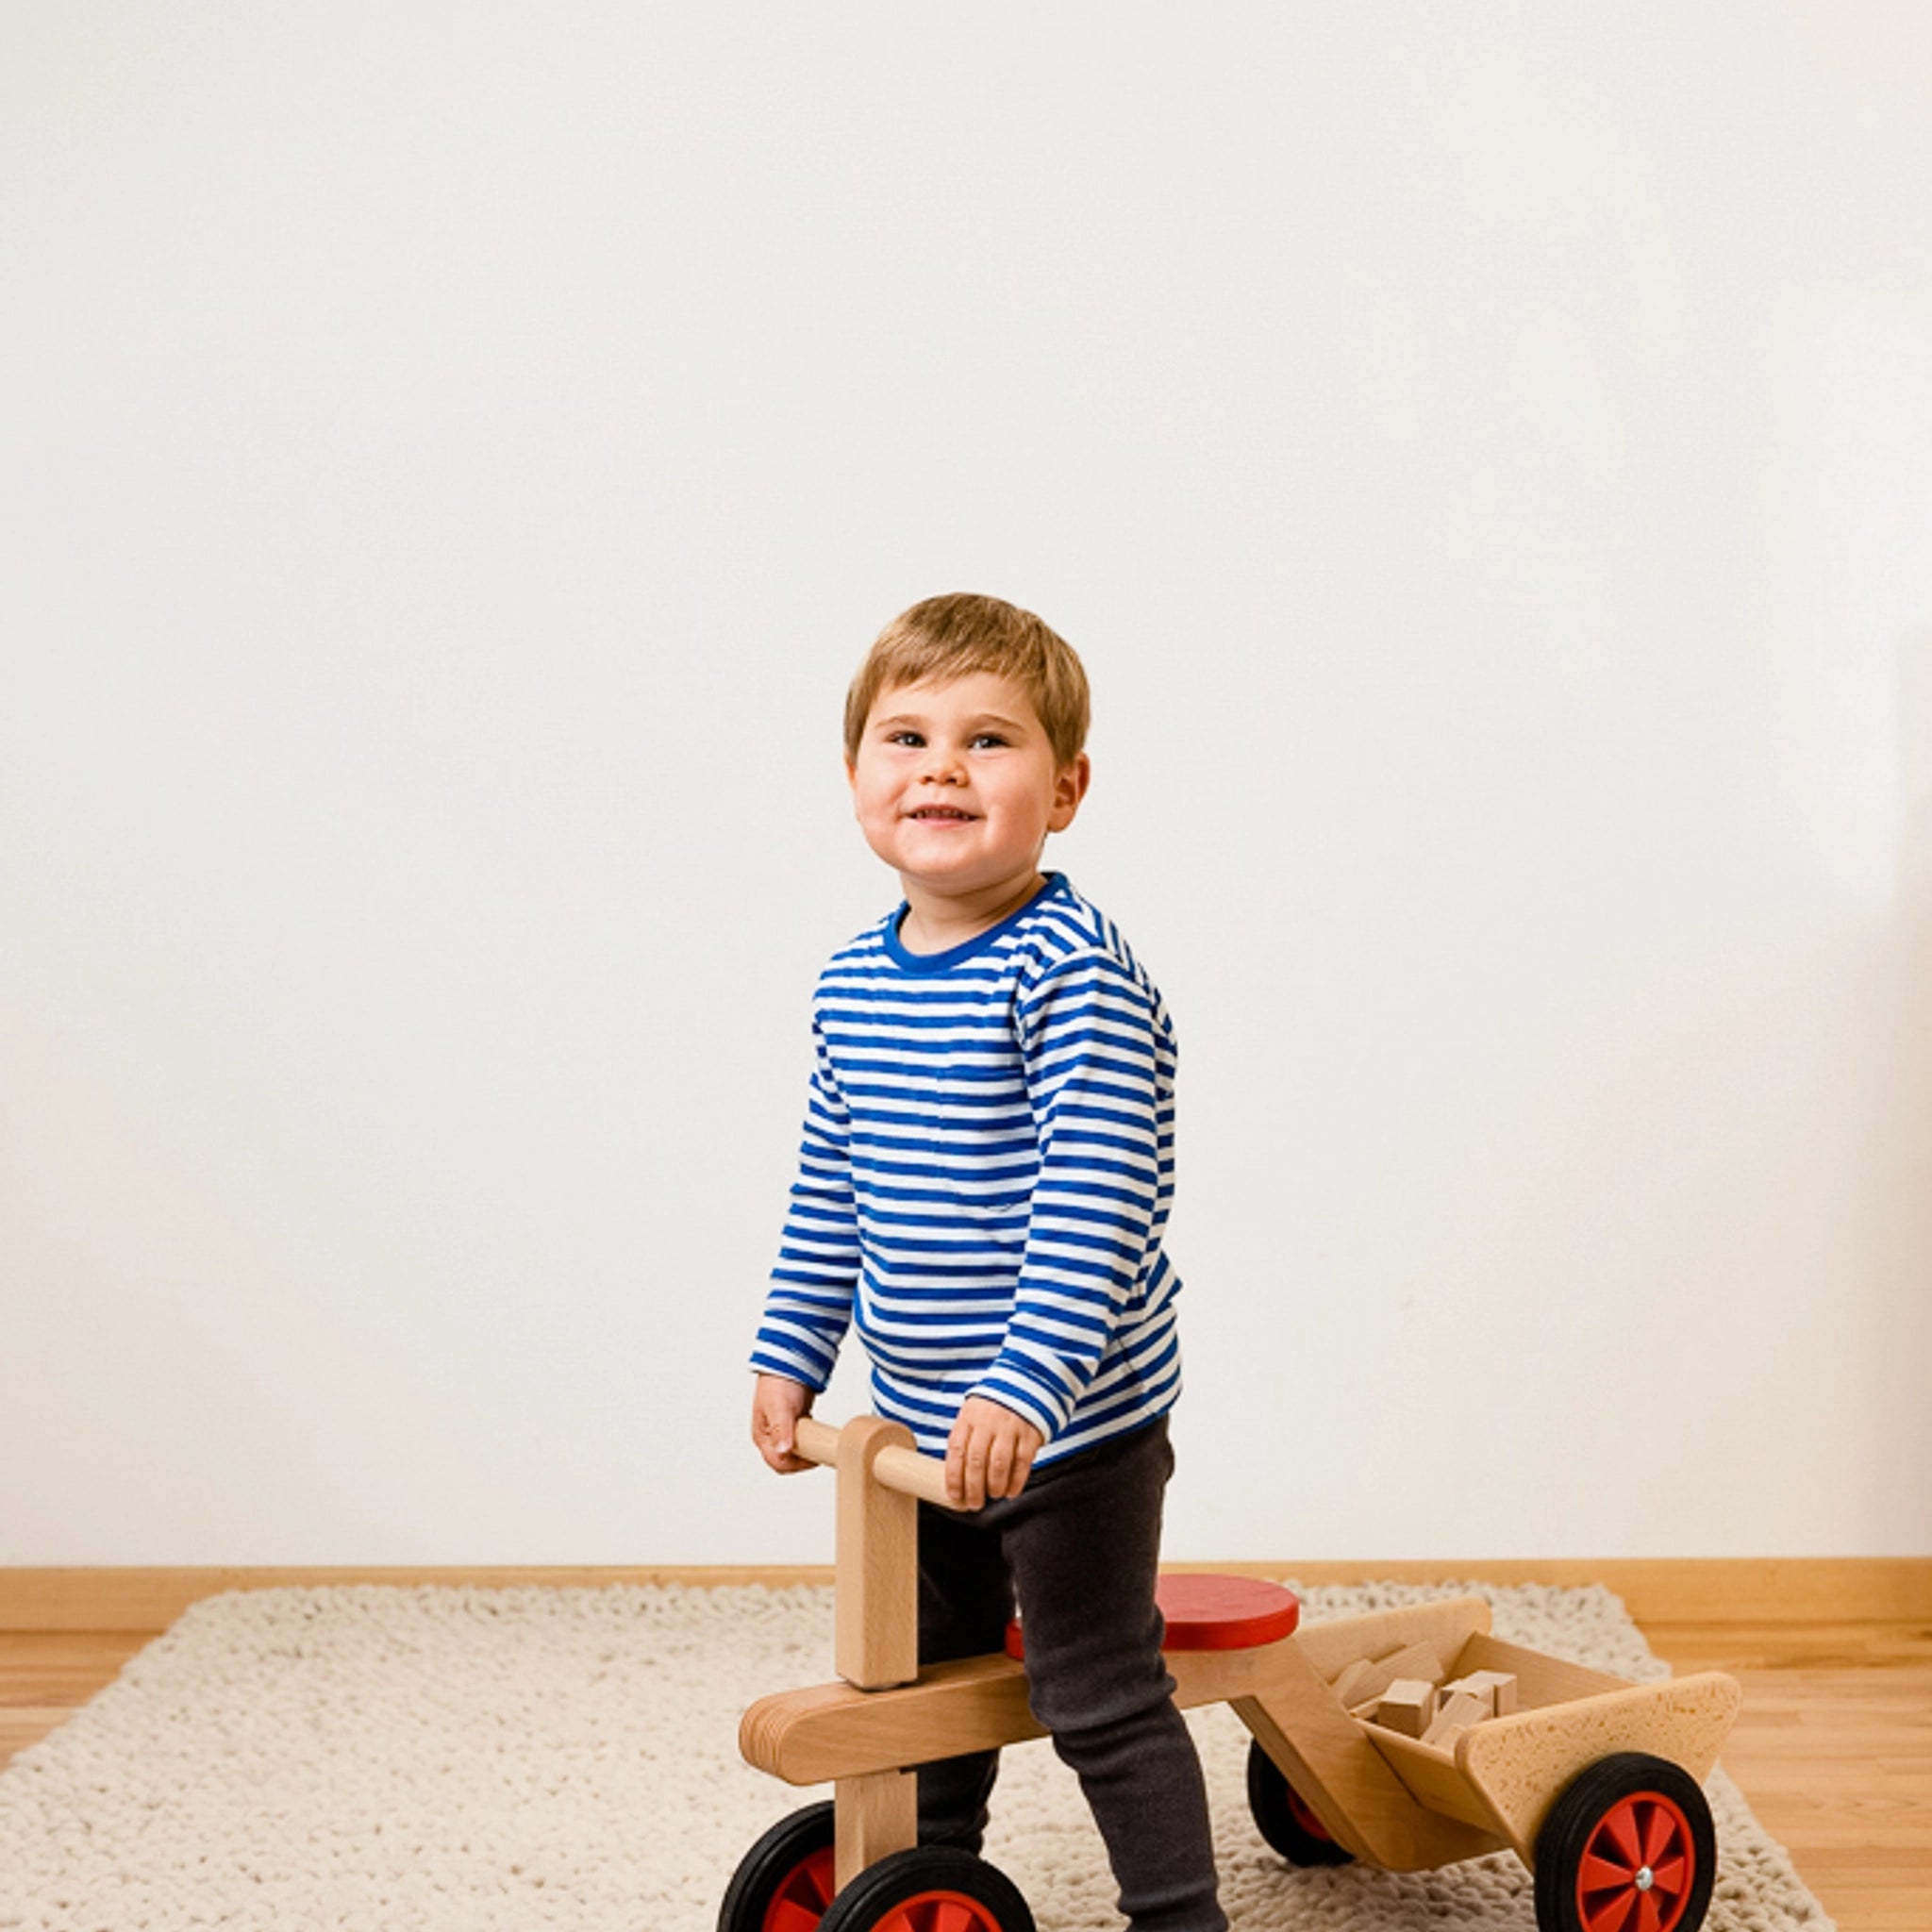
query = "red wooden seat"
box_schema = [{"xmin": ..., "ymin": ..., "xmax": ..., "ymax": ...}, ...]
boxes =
[{"xmin": 1005, "ymin": 1573, "xmax": 1300, "ymax": 1659}]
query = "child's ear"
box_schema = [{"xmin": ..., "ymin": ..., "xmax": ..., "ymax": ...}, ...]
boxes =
[{"xmin": 1049, "ymin": 752, "xmax": 1091, "ymax": 831}]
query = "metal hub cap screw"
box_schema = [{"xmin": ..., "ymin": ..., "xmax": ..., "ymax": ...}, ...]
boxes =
[{"xmin": 1635, "ymin": 1867, "xmax": 1656, "ymax": 1891}]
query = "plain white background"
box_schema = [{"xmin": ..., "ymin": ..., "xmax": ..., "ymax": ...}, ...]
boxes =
[{"xmin": 4, "ymin": 3, "xmax": 1929, "ymax": 1566}]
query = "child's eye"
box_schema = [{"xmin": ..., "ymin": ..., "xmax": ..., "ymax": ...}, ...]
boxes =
[
  {"xmin": 887, "ymin": 731, "xmax": 925, "ymax": 747},
  {"xmin": 971, "ymin": 734, "xmax": 1008, "ymax": 750}
]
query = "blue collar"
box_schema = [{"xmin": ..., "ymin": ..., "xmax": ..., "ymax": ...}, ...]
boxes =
[{"xmin": 883, "ymin": 872, "xmax": 1070, "ymax": 974}]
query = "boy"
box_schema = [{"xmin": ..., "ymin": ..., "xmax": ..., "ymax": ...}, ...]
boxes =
[{"xmin": 748, "ymin": 593, "xmax": 1224, "ymax": 1932}]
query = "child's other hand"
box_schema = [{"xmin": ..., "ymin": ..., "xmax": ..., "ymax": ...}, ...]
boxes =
[
  {"xmin": 945, "ymin": 1396, "xmax": 1044, "ymax": 1510},
  {"xmin": 752, "ymin": 1374, "xmax": 816, "ymax": 1474}
]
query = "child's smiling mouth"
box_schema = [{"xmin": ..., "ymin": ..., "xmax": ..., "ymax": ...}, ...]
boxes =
[{"xmin": 906, "ymin": 807, "xmax": 978, "ymax": 822}]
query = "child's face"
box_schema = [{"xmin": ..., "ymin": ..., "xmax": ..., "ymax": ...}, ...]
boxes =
[{"xmin": 847, "ymin": 672, "xmax": 1090, "ymax": 900}]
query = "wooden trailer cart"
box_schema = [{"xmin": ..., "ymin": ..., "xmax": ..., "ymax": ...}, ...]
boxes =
[{"xmin": 724, "ymin": 1416, "xmax": 1742, "ymax": 1932}]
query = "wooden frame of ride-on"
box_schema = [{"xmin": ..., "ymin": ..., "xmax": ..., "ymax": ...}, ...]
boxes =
[{"xmin": 724, "ymin": 1415, "xmax": 1741, "ymax": 1932}]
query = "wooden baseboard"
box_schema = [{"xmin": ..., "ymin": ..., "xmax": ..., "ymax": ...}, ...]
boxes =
[{"xmin": 3, "ymin": 1558, "xmax": 1927, "ymax": 1633}]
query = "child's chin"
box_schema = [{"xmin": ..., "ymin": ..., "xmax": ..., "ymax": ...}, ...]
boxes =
[{"xmin": 895, "ymin": 838, "xmax": 981, "ymax": 870}]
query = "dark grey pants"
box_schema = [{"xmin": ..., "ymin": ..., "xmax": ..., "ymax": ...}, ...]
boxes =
[{"xmin": 914, "ymin": 1417, "xmax": 1227, "ymax": 1932}]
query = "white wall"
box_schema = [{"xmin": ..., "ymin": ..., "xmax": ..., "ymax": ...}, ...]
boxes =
[{"xmin": 5, "ymin": 3, "xmax": 1929, "ymax": 1566}]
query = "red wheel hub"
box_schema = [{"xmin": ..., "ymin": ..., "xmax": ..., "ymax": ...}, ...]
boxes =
[
  {"xmin": 1575, "ymin": 1790, "xmax": 1698, "ymax": 1932},
  {"xmin": 762, "ymin": 1844, "xmax": 837, "ymax": 1932},
  {"xmin": 868, "ymin": 1893, "xmax": 1007, "ymax": 1932},
  {"xmin": 1285, "ymin": 1785, "xmax": 1334, "ymax": 1843}
]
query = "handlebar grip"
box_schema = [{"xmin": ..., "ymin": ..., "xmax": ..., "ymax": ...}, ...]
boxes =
[
  {"xmin": 791, "ymin": 1415, "xmax": 841, "ymax": 1469},
  {"xmin": 791, "ymin": 1414, "xmax": 958, "ymax": 1509}
]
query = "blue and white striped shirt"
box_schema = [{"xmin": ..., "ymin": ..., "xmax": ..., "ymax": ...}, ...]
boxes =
[{"xmin": 751, "ymin": 873, "xmax": 1184, "ymax": 1464}]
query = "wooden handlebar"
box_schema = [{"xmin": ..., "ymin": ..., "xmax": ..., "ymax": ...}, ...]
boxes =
[{"xmin": 792, "ymin": 1415, "xmax": 957, "ymax": 1509}]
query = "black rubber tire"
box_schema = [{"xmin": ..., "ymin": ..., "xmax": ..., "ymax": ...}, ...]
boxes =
[
  {"xmin": 1533, "ymin": 1753, "xmax": 1716, "ymax": 1932},
  {"xmin": 718, "ymin": 1801, "xmax": 838, "ymax": 1932},
  {"xmin": 1246, "ymin": 1739, "xmax": 1356, "ymax": 1867},
  {"xmin": 816, "ymin": 1845, "xmax": 1036, "ymax": 1932}
]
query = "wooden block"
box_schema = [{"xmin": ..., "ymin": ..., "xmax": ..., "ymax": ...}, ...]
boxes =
[
  {"xmin": 1338, "ymin": 1640, "xmax": 1443, "ymax": 1712},
  {"xmin": 1329, "ymin": 1657, "xmax": 1378, "ymax": 1707},
  {"xmin": 1373, "ymin": 1678, "xmax": 1438, "ymax": 1738},
  {"xmin": 1422, "ymin": 1690, "xmax": 1491, "ymax": 1750},
  {"xmin": 1441, "ymin": 1669, "xmax": 1518, "ymax": 1718},
  {"xmin": 1476, "ymin": 1670, "xmax": 1519, "ymax": 1716}
]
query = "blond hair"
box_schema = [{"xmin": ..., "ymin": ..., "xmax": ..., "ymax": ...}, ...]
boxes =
[{"xmin": 843, "ymin": 593, "xmax": 1091, "ymax": 769}]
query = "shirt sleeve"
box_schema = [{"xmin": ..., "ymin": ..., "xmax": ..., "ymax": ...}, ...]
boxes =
[
  {"xmin": 967, "ymin": 949, "xmax": 1167, "ymax": 1441},
  {"xmin": 749, "ymin": 1010, "xmax": 860, "ymax": 1390}
]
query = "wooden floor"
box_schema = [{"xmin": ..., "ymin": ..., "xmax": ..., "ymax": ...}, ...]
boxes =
[
  {"xmin": 1637, "ymin": 1611, "xmax": 1931, "ymax": 1930},
  {"xmin": 2, "ymin": 1597, "xmax": 1926, "ymax": 1928}
]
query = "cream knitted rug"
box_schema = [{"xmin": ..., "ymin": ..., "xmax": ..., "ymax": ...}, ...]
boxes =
[{"xmin": 0, "ymin": 1582, "xmax": 1832, "ymax": 1932}]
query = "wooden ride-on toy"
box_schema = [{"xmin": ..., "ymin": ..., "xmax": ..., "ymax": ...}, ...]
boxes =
[{"xmin": 724, "ymin": 1416, "xmax": 1743, "ymax": 1932}]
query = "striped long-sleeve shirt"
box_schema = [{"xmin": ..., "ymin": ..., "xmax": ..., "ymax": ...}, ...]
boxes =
[{"xmin": 751, "ymin": 872, "xmax": 1184, "ymax": 1464}]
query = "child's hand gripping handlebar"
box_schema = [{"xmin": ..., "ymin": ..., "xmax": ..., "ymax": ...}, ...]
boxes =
[
  {"xmin": 791, "ymin": 1402, "xmax": 1044, "ymax": 1512},
  {"xmin": 791, "ymin": 1414, "xmax": 958, "ymax": 1509}
]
